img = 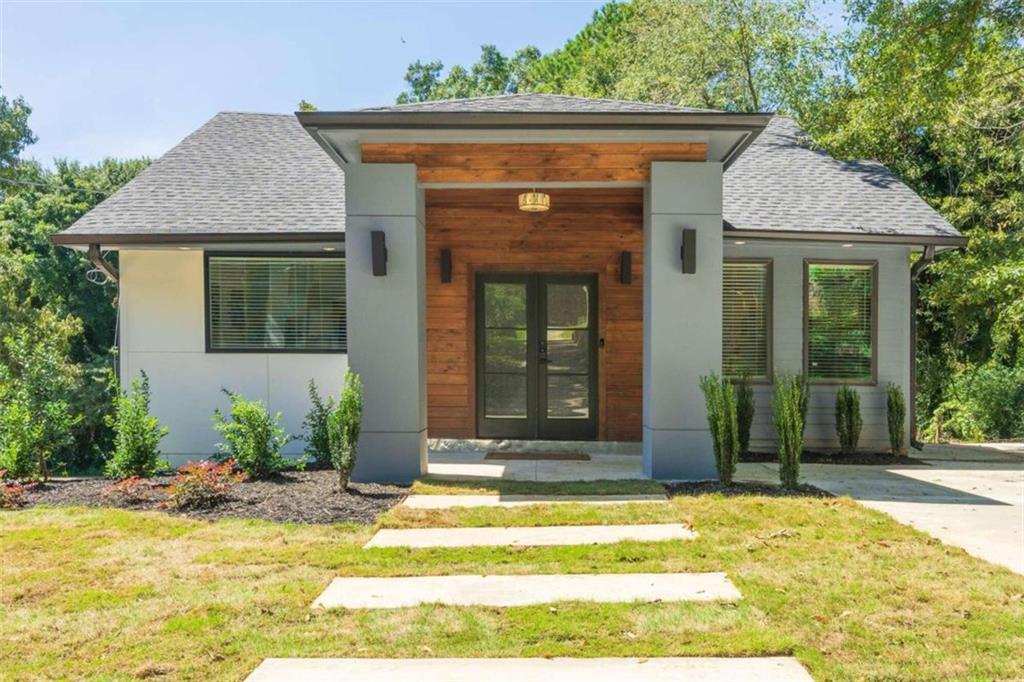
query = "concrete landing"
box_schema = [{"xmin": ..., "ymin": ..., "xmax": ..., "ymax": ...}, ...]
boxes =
[
  {"xmin": 247, "ymin": 657, "xmax": 813, "ymax": 682},
  {"xmin": 365, "ymin": 523, "xmax": 696, "ymax": 548},
  {"xmin": 312, "ymin": 572, "xmax": 740, "ymax": 609},
  {"xmin": 402, "ymin": 493, "xmax": 667, "ymax": 509}
]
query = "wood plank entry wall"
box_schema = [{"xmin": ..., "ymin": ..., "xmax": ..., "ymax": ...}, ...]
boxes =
[{"xmin": 425, "ymin": 188, "xmax": 644, "ymax": 441}]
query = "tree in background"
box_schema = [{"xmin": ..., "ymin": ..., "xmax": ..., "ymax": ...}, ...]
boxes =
[{"xmin": 397, "ymin": 45, "xmax": 542, "ymax": 103}]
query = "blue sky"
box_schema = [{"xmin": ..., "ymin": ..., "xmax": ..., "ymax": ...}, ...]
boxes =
[{"xmin": 1, "ymin": 1, "xmax": 846, "ymax": 166}]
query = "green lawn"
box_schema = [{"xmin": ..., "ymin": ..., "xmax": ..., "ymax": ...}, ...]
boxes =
[{"xmin": 2, "ymin": 494, "xmax": 1023, "ymax": 681}]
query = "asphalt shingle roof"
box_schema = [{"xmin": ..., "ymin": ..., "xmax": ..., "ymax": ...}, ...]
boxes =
[
  {"xmin": 360, "ymin": 93, "xmax": 715, "ymax": 114},
  {"xmin": 61, "ymin": 112, "xmax": 345, "ymax": 238},
  {"xmin": 724, "ymin": 116, "xmax": 960, "ymax": 239}
]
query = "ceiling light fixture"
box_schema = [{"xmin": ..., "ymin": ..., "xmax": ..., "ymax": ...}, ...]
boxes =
[
  {"xmin": 323, "ymin": 246, "xmax": 336, "ymax": 251},
  {"xmin": 842, "ymin": 243, "xmax": 854, "ymax": 248},
  {"xmin": 518, "ymin": 190, "xmax": 550, "ymax": 212},
  {"xmin": 734, "ymin": 240, "xmax": 746, "ymax": 245}
]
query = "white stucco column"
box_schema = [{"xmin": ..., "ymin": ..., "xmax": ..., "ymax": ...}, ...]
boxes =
[
  {"xmin": 344, "ymin": 164, "xmax": 427, "ymax": 482},
  {"xmin": 643, "ymin": 162, "xmax": 723, "ymax": 479}
]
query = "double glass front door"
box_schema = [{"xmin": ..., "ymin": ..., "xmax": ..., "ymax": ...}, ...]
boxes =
[{"xmin": 476, "ymin": 273, "xmax": 598, "ymax": 440}]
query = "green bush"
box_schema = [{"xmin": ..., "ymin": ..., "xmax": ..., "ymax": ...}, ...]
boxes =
[
  {"xmin": 735, "ymin": 374, "xmax": 755, "ymax": 455},
  {"xmin": 886, "ymin": 383, "xmax": 907, "ymax": 454},
  {"xmin": 212, "ymin": 390, "xmax": 291, "ymax": 479},
  {"xmin": 772, "ymin": 374, "xmax": 806, "ymax": 488},
  {"xmin": 104, "ymin": 372, "xmax": 168, "ymax": 479},
  {"xmin": 328, "ymin": 369, "xmax": 363, "ymax": 489},
  {"xmin": 168, "ymin": 460, "xmax": 244, "ymax": 509},
  {"xmin": 796, "ymin": 372, "xmax": 810, "ymax": 426},
  {"xmin": 835, "ymin": 385, "xmax": 863, "ymax": 455},
  {"xmin": 699, "ymin": 372, "xmax": 739, "ymax": 485},
  {"xmin": 924, "ymin": 362, "xmax": 1024, "ymax": 441},
  {"xmin": 302, "ymin": 379, "xmax": 333, "ymax": 468}
]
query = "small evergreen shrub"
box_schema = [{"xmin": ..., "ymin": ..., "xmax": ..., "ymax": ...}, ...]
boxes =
[
  {"xmin": 796, "ymin": 372, "xmax": 810, "ymax": 426},
  {"xmin": 328, "ymin": 370, "xmax": 363, "ymax": 489},
  {"xmin": 168, "ymin": 460, "xmax": 244, "ymax": 509},
  {"xmin": 104, "ymin": 372, "xmax": 169, "ymax": 479},
  {"xmin": 835, "ymin": 385, "xmax": 863, "ymax": 455},
  {"xmin": 886, "ymin": 383, "xmax": 907, "ymax": 455},
  {"xmin": 772, "ymin": 374, "xmax": 806, "ymax": 488},
  {"xmin": 699, "ymin": 372, "xmax": 739, "ymax": 485},
  {"xmin": 212, "ymin": 390, "xmax": 291, "ymax": 479},
  {"xmin": 735, "ymin": 374, "xmax": 755, "ymax": 455},
  {"xmin": 0, "ymin": 402, "xmax": 39, "ymax": 480},
  {"xmin": 102, "ymin": 476, "xmax": 153, "ymax": 505},
  {"xmin": 302, "ymin": 379, "xmax": 334, "ymax": 469}
]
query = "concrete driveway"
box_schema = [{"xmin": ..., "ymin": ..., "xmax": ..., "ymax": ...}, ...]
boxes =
[{"xmin": 739, "ymin": 442, "xmax": 1024, "ymax": 574}]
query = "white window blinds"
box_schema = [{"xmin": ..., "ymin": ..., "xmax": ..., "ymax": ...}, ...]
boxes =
[
  {"xmin": 207, "ymin": 255, "xmax": 347, "ymax": 352},
  {"xmin": 722, "ymin": 261, "xmax": 770, "ymax": 379},
  {"xmin": 806, "ymin": 262, "xmax": 875, "ymax": 381}
]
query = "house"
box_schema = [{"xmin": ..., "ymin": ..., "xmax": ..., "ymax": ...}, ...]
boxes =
[{"xmin": 54, "ymin": 94, "xmax": 965, "ymax": 482}]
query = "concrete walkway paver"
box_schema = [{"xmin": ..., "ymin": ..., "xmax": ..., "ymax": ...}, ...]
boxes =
[
  {"xmin": 247, "ymin": 657, "xmax": 813, "ymax": 682},
  {"xmin": 312, "ymin": 572, "xmax": 740, "ymax": 609},
  {"xmin": 428, "ymin": 450, "xmax": 646, "ymax": 481},
  {"xmin": 365, "ymin": 523, "xmax": 696, "ymax": 548},
  {"xmin": 402, "ymin": 493, "xmax": 666, "ymax": 508}
]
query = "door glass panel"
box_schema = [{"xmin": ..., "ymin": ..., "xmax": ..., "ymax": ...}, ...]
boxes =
[
  {"xmin": 485, "ymin": 374, "xmax": 528, "ymax": 418},
  {"xmin": 485, "ymin": 330, "xmax": 526, "ymax": 372},
  {"xmin": 546, "ymin": 330, "xmax": 588, "ymax": 373},
  {"xmin": 546, "ymin": 376, "xmax": 590, "ymax": 418},
  {"xmin": 484, "ymin": 283, "xmax": 527, "ymax": 327},
  {"xmin": 482, "ymin": 281, "xmax": 528, "ymax": 421},
  {"xmin": 546, "ymin": 284, "xmax": 589, "ymax": 328}
]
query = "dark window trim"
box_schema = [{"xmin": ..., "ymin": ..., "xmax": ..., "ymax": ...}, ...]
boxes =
[
  {"xmin": 723, "ymin": 257, "xmax": 774, "ymax": 384},
  {"xmin": 802, "ymin": 258, "xmax": 879, "ymax": 385},
  {"xmin": 204, "ymin": 250, "xmax": 347, "ymax": 355}
]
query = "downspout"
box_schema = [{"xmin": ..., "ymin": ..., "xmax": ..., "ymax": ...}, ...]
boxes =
[{"xmin": 909, "ymin": 244, "xmax": 936, "ymax": 449}]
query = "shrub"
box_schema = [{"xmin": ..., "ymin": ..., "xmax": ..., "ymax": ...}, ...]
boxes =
[
  {"xmin": 772, "ymin": 374, "xmax": 806, "ymax": 488},
  {"xmin": 167, "ymin": 460, "xmax": 244, "ymax": 509},
  {"xmin": 0, "ymin": 469, "xmax": 37, "ymax": 509},
  {"xmin": 923, "ymin": 362, "xmax": 1024, "ymax": 442},
  {"xmin": 328, "ymin": 370, "xmax": 363, "ymax": 489},
  {"xmin": 104, "ymin": 372, "xmax": 169, "ymax": 479},
  {"xmin": 835, "ymin": 385, "xmax": 863, "ymax": 455},
  {"xmin": 102, "ymin": 475, "xmax": 153, "ymax": 505},
  {"xmin": 212, "ymin": 390, "xmax": 291, "ymax": 479},
  {"xmin": 699, "ymin": 372, "xmax": 739, "ymax": 485},
  {"xmin": 886, "ymin": 383, "xmax": 907, "ymax": 455},
  {"xmin": 735, "ymin": 374, "xmax": 755, "ymax": 455},
  {"xmin": 796, "ymin": 372, "xmax": 810, "ymax": 427},
  {"xmin": 302, "ymin": 379, "xmax": 334, "ymax": 469}
]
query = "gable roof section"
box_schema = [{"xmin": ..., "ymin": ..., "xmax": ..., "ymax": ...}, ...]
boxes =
[
  {"xmin": 360, "ymin": 93, "xmax": 716, "ymax": 114},
  {"xmin": 724, "ymin": 117, "xmax": 962, "ymax": 243},
  {"xmin": 54, "ymin": 112, "xmax": 345, "ymax": 245}
]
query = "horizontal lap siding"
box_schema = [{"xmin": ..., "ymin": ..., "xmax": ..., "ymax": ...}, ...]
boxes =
[{"xmin": 426, "ymin": 188, "xmax": 644, "ymax": 440}]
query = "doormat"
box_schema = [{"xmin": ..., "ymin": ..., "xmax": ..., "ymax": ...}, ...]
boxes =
[{"xmin": 484, "ymin": 451, "xmax": 591, "ymax": 461}]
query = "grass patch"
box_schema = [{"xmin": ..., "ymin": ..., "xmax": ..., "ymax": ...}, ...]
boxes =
[
  {"xmin": 411, "ymin": 478, "xmax": 666, "ymax": 496},
  {"xmin": 2, "ymin": 497, "xmax": 1023, "ymax": 680}
]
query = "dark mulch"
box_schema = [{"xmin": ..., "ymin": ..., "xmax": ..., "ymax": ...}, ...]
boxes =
[
  {"xmin": 666, "ymin": 480, "xmax": 833, "ymax": 498},
  {"xmin": 16, "ymin": 470, "xmax": 408, "ymax": 525},
  {"xmin": 741, "ymin": 451, "xmax": 929, "ymax": 466}
]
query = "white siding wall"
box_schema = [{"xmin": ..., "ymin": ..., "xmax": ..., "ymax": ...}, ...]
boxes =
[
  {"xmin": 118, "ymin": 250, "xmax": 348, "ymax": 467},
  {"xmin": 722, "ymin": 241, "xmax": 912, "ymax": 452}
]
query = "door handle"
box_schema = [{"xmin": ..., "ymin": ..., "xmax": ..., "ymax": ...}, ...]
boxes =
[{"xmin": 539, "ymin": 340, "xmax": 549, "ymax": 364}]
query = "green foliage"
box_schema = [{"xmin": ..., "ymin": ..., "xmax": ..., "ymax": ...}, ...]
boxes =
[
  {"xmin": 886, "ymin": 383, "xmax": 906, "ymax": 454},
  {"xmin": 834, "ymin": 385, "xmax": 863, "ymax": 455},
  {"xmin": 699, "ymin": 373, "xmax": 740, "ymax": 485},
  {"xmin": 327, "ymin": 370, "xmax": 363, "ymax": 489},
  {"xmin": 297, "ymin": 99, "xmax": 318, "ymax": 112},
  {"xmin": 735, "ymin": 374, "xmax": 756, "ymax": 455},
  {"xmin": 0, "ymin": 87, "xmax": 36, "ymax": 174},
  {"xmin": 104, "ymin": 372, "xmax": 168, "ymax": 479},
  {"xmin": 397, "ymin": 45, "xmax": 542, "ymax": 103},
  {"xmin": 924, "ymin": 362, "xmax": 1024, "ymax": 441},
  {"xmin": 302, "ymin": 379, "xmax": 334, "ymax": 468},
  {"xmin": 212, "ymin": 390, "xmax": 291, "ymax": 479},
  {"xmin": 168, "ymin": 460, "xmax": 244, "ymax": 509},
  {"xmin": 772, "ymin": 374, "xmax": 806, "ymax": 488}
]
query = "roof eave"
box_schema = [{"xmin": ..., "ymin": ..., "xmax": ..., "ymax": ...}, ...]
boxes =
[
  {"xmin": 724, "ymin": 227, "xmax": 967, "ymax": 248},
  {"xmin": 51, "ymin": 231, "xmax": 345, "ymax": 247}
]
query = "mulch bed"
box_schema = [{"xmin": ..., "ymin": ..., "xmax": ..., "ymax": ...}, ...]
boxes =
[
  {"xmin": 15, "ymin": 470, "xmax": 408, "ymax": 525},
  {"xmin": 666, "ymin": 480, "xmax": 833, "ymax": 498},
  {"xmin": 741, "ymin": 451, "xmax": 929, "ymax": 466}
]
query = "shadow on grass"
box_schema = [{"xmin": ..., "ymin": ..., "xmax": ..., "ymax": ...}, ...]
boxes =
[{"xmin": 666, "ymin": 481, "xmax": 833, "ymax": 499}]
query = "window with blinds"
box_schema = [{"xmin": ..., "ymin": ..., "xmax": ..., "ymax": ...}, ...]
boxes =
[
  {"xmin": 805, "ymin": 262, "xmax": 875, "ymax": 381},
  {"xmin": 722, "ymin": 260, "xmax": 771, "ymax": 379},
  {"xmin": 206, "ymin": 255, "xmax": 347, "ymax": 352}
]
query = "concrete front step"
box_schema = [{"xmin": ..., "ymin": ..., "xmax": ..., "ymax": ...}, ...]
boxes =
[
  {"xmin": 312, "ymin": 572, "xmax": 740, "ymax": 609},
  {"xmin": 247, "ymin": 657, "xmax": 813, "ymax": 682},
  {"xmin": 365, "ymin": 523, "xmax": 696, "ymax": 548},
  {"xmin": 402, "ymin": 493, "xmax": 667, "ymax": 509}
]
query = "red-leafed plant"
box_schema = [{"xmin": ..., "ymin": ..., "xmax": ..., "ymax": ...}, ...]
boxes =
[
  {"xmin": 102, "ymin": 476, "xmax": 154, "ymax": 505},
  {"xmin": 167, "ymin": 460, "xmax": 245, "ymax": 509},
  {"xmin": 0, "ymin": 470, "xmax": 38, "ymax": 509}
]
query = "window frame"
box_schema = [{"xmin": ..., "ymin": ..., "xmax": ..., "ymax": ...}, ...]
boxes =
[
  {"xmin": 204, "ymin": 250, "xmax": 347, "ymax": 354},
  {"xmin": 722, "ymin": 257, "xmax": 774, "ymax": 383},
  {"xmin": 802, "ymin": 258, "xmax": 878, "ymax": 385}
]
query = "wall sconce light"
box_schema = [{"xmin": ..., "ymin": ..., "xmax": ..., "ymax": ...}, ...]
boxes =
[
  {"xmin": 440, "ymin": 248, "xmax": 452, "ymax": 283},
  {"xmin": 680, "ymin": 228, "xmax": 696, "ymax": 274},
  {"xmin": 620, "ymin": 251, "xmax": 632, "ymax": 285},
  {"xmin": 371, "ymin": 230, "xmax": 388, "ymax": 276}
]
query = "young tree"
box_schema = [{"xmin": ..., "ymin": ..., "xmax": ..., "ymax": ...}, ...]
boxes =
[{"xmin": 328, "ymin": 370, "xmax": 363, "ymax": 489}]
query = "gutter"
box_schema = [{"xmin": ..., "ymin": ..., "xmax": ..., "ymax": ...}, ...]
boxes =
[
  {"xmin": 909, "ymin": 244, "xmax": 937, "ymax": 449},
  {"xmin": 53, "ymin": 231, "xmax": 345, "ymax": 247}
]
